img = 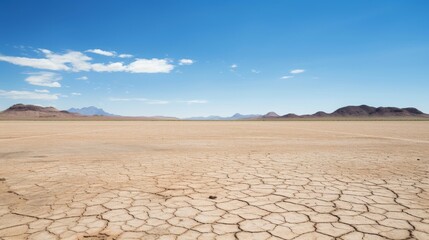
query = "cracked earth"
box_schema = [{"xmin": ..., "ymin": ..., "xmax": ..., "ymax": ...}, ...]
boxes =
[{"xmin": 0, "ymin": 121, "xmax": 428, "ymax": 240}]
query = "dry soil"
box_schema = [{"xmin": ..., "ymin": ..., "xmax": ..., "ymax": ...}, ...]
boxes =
[{"xmin": 0, "ymin": 121, "xmax": 428, "ymax": 240}]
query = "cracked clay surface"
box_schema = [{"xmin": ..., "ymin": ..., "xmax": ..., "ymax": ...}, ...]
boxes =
[{"xmin": 0, "ymin": 121, "xmax": 428, "ymax": 240}]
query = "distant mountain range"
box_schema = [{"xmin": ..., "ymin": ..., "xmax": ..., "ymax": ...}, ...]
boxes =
[
  {"xmin": 0, "ymin": 104, "xmax": 427, "ymax": 120},
  {"xmin": 186, "ymin": 113, "xmax": 261, "ymax": 120},
  {"xmin": 0, "ymin": 104, "xmax": 176, "ymax": 120},
  {"xmin": 261, "ymin": 105, "xmax": 427, "ymax": 119},
  {"xmin": 188, "ymin": 105, "xmax": 427, "ymax": 120},
  {"xmin": 68, "ymin": 106, "xmax": 116, "ymax": 116}
]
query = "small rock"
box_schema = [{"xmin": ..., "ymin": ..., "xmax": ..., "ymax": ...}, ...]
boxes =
[
  {"xmin": 0, "ymin": 178, "xmax": 5, "ymax": 181},
  {"xmin": 209, "ymin": 195, "xmax": 217, "ymax": 199}
]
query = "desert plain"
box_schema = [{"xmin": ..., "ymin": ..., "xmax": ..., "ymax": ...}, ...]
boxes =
[{"xmin": 0, "ymin": 121, "xmax": 428, "ymax": 240}]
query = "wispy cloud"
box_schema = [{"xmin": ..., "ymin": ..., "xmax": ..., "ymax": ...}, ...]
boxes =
[
  {"xmin": 180, "ymin": 100, "xmax": 208, "ymax": 104},
  {"xmin": 71, "ymin": 92, "xmax": 81, "ymax": 96},
  {"xmin": 0, "ymin": 90, "xmax": 59, "ymax": 100},
  {"xmin": 230, "ymin": 64, "xmax": 238, "ymax": 69},
  {"xmin": 118, "ymin": 54, "xmax": 133, "ymax": 58},
  {"xmin": 76, "ymin": 76, "xmax": 88, "ymax": 80},
  {"xmin": 0, "ymin": 54, "xmax": 69, "ymax": 71},
  {"xmin": 281, "ymin": 75, "xmax": 294, "ymax": 79},
  {"xmin": 39, "ymin": 49, "xmax": 92, "ymax": 72},
  {"xmin": 146, "ymin": 100, "xmax": 169, "ymax": 105},
  {"xmin": 92, "ymin": 59, "xmax": 175, "ymax": 73},
  {"xmin": 251, "ymin": 69, "xmax": 260, "ymax": 74},
  {"xmin": 35, "ymin": 89, "xmax": 49, "ymax": 93},
  {"xmin": 86, "ymin": 49, "xmax": 116, "ymax": 57},
  {"xmin": 25, "ymin": 72, "xmax": 62, "ymax": 88},
  {"xmin": 0, "ymin": 48, "xmax": 175, "ymax": 74},
  {"xmin": 178, "ymin": 59, "xmax": 194, "ymax": 65},
  {"xmin": 109, "ymin": 97, "xmax": 148, "ymax": 101},
  {"xmin": 109, "ymin": 97, "xmax": 169, "ymax": 104},
  {"xmin": 290, "ymin": 69, "xmax": 305, "ymax": 74},
  {"xmin": 110, "ymin": 98, "xmax": 207, "ymax": 105},
  {"xmin": 127, "ymin": 58, "xmax": 174, "ymax": 73},
  {"xmin": 92, "ymin": 62, "xmax": 126, "ymax": 72}
]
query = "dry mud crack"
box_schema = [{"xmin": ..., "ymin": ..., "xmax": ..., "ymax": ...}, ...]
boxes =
[{"xmin": 0, "ymin": 121, "xmax": 428, "ymax": 239}]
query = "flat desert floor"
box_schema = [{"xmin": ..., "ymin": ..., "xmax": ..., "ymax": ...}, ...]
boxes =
[{"xmin": 0, "ymin": 121, "xmax": 428, "ymax": 240}]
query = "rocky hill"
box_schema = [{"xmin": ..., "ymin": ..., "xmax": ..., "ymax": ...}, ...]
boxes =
[
  {"xmin": 262, "ymin": 112, "xmax": 280, "ymax": 118},
  {"xmin": 0, "ymin": 104, "xmax": 79, "ymax": 119},
  {"xmin": 331, "ymin": 105, "xmax": 424, "ymax": 117},
  {"xmin": 272, "ymin": 105, "xmax": 427, "ymax": 119},
  {"xmin": 0, "ymin": 104, "xmax": 177, "ymax": 120}
]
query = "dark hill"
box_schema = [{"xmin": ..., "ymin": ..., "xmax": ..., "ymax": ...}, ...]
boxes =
[
  {"xmin": 0, "ymin": 104, "xmax": 79, "ymax": 118},
  {"xmin": 332, "ymin": 105, "xmax": 376, "ymax": 116},
  {"xmin": 0, "ymin": 104, "xmax": 178, "ymax": 120},
  {"xmin": 5, "ymin": 104, "xmax": 59, "ymax": 112},
  {"xmin": 282, "ymin": 113, "xmax": 300, "ymax": 118},
  {"xmin": 278, "ymin": 105, "xmax": 427, "ymax": 119},
  {"xmin": 262, "ymin": 112, "xmax": 280, "ymax": 118},
  {"xmin": 331, "ymin": 105, "xmax": 425, "ymax": 117},
  {"xmin": 312, "ymin": 111, "xmax": 329, "ymax": 117}
]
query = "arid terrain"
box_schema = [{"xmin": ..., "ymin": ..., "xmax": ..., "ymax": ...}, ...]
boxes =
[{"xmin": 0, "ymin": 121, "xmax": 428, "ymax": 240}]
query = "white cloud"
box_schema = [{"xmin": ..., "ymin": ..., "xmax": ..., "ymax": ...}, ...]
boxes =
[
  {"xmin": 76, "ymin": 76, "xmax": 88, "ymax": 80},
  {"xmin": 181, "ymin": 100, "xmax": 208, "ymax": 104},
  {"xmin": 179, "ymin": 59, "xmax": 194, "ymax": 65},
  {"xmin": 251, "ymin": 69, "xmax": 260, "ymax": 74},
  {"xmin": 109, "ymin": 97, "xmax": 148, "ymax": 102},
  {"xmin": 1, "ymin": 48, "xmax": 176, "ymax": 74},
  {"xmin": 86, "ymin": 49, "xmax": 116, "ymax": 57},
  {"xmin": 92, "ymin": 62, "xmax": 126, "ymax": 72},
  {"xmin": 71, "ymin": 92, "xmax": 81, "ymax": 96},
  {"xmin": 109, "ymin": 98, "xmax": 206, "ymax": 105},
  {"xmin": 40, "ymin": 49, "xmax": 92, "ymax": 72},
  {"xmin": 93, "ymin": 59, "xmax": 174, "ymax": 73},
  {"xmin": 0, "ymin": 48, "xmax": 93, "ymax": 72},
  {"xmin": 25, "ymin": 72, "xmax": 62, "ymax": 88},
  {"xmin": 231, "ymin": 64, "xmax": 238, "ymax": 69},
  {"xmin": 127, "ymin": 58, "xmax": 174, "ymax": 73},
  {"xmin": 35, "ymin": 89, "xmax": 49, "ymax": 93},
  {"xmin": 118, "ymin": 54, "xmax": 133, "ymax": 58},
  {"xmin": 290, "ymin": 69, "xmax": 305, "ymax": 74},
  {"xmin": 0, "ymin": 55, "xmax": 69, "ymax": 71},
  {"xmin": 0, "ymin": 90, "xmax": 59, "ymax": 100},
  {"xmin": 281, "ymin": 76, "xmax": 294, "ymax": 79},
  {"xmin": 146, "ymin": 100, "xmax": 169, "ymax": 105},
  {"xmin": 109, "ymin": 97, "xmax": 168, "ymax": 104}
]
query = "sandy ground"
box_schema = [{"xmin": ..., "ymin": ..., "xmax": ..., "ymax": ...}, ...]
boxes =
[{"xmin": 0, "ymin": 121, "xmax": 428, "ymax": 240}]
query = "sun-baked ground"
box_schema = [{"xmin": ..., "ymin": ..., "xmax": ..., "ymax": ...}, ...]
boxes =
[{"xmin": 0, "ymin": 121, "xmax": 428, "ymax": 240}]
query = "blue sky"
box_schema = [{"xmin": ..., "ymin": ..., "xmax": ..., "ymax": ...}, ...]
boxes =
[{"xmin": 0, "ymin": 0, "xmax": 428, "ymax": 117}]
